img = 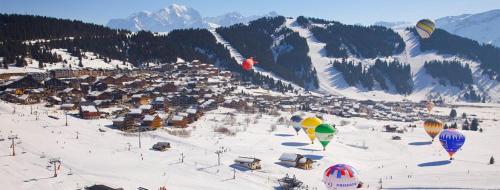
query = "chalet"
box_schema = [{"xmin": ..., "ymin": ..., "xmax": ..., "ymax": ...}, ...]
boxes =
[
  {"xmin": 91, "ymin": 81, "xmax": 108, "ymax": 91},
  {"xmin": 60, "ymin": 103, "xmax": 76, "ymax": 110},
  {"xmin": 16, "ymin": 94, "xmax": 39, "ymax": 104},
  {"xmin": 152, "ymin": 142, "xmax": 171, "ymax": 151},
  {"xmin": 44, "ymin": 78, "xmax": 69, "ymax": 91},
  {"xmin": 169, "ymin": 115, "xmax": 188, "ymax": 128},
  {"xmin": 101, "ymin": 76, "xmax": 118, "ymax": 85},
  {"xmin": 234, "ymin": 157, "xmax": 262, "ymax": 170},
  {"xmin": 79, "ymin": 75, "xmax": 96, "ymax": 84},
  {"xmin": 223, "ymin": 99, "xmax": 247, "ymax": 110},
  {"xmin": 278, "ymin": 153, "xmax": 313, "ymax": 170},
  {"xmin": 131, "ymin": 94, "xmax": 150, "ymax": 105},
  {"xmin": 151, "ymin": 97, "xmax": 169, "ymax": 112},
  {"xmin": 112, "ymin": 117, "xmax": 125, "ymax": 129},
  {"xmin": 47, "ymin": 96, "xmax": 62, "ymax": 105},
  {"xmin": 142, "ymin": 115, "xmax": 162, "ymax": 130},
  {"xmin": 138, "ymin": 105, "xmax": 154, "ymax": 115},
  {"xmin": 186, "ymin": 108, "xmax": 202, "ymax": 122},
  {"xmin": 79, "ymin": 105, "xmax": 100, "ymax": 119},
  {"xmin": 0, "ymin": 75, "xmax": 43, "ymax": 91},
  {"xmin": 59, "ymin": 88, "xmax": 84, "ymax": 101}
]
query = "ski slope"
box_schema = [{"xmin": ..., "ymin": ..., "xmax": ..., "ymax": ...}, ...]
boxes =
[
  {"xmin": 1, "ymin": 100, "xmax": 500, "ymax": 189},
  {"xmin": 286, "ymin": 18, "xmax": 500, "ymax": 103},
  {"xmin": 208, "ymin": 28, "xmax": 303, "ymax": 90}
]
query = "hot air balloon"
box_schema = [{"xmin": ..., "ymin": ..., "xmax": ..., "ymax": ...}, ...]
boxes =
[
  {"xmin": 242, "ymin": 57, "xmax": 257, "ymax": 71},
  {"xmin": 315, "ymin": 123, "xmax": 336, "ymax": 150},
  {"xmin": 301, "ymin": 117, "xmax": 322, "ymax": 144},
  {"xmin": 416, "ymin": 19, "xmax": 436, "ymax": 39},
  {"xmin": 424, "ymin": 118, "xmax": 443, "ymax": 141},
  {"xmin": 426, "ymin": 101, "xmax": 434, "ymax": 113},
  {"xmin": 323, "ymin": 164, "xmax": 359, "ymax": 190},
  {"xmin": 290, "ymin": 115, "xmax": 303, "ymax": 135},
  {"xmin": 439, "ymin": 129, "xmax": 465, "ymax": 160}
]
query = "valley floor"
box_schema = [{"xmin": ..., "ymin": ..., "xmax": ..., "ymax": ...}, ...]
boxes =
[{"xmin": 0, "ymin": 101, "xmax": 499, "ymax": 189}]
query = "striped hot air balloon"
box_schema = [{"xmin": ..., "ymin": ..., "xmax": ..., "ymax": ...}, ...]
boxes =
[
  {"xmin": 424, "ymin": 118, "xmax": 444, "ymax": 141},
  {"xmin": 315, "ymin": 123, "xmax": 336, "ymax": 150},
  {"xmin": 439, "ymin": 129, "xmax": 466, "ymax": 160},
  {"xmin": 301, "ymin": 117, "xmax": 322, "ymax": 144},
  {"xmin": 323, "ymin": 164, "xmax": 359, "ymax": 190},
  {"xmin": 416, "ymin": 19, "xmax": 436, "ymax": 39}
]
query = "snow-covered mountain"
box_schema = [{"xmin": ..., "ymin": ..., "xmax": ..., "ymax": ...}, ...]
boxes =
[
  {"xmin": 205, "ymin": 11, "xmax": 278, "ymax": 27},
  {"xmin": 373, "ymin": 21, "xmax": 412, "ymax": 29},
  {"xmin": 107, "ymin": 4, "xmax": 207, "ymax": 32},
  {"xmin": 436, "ymin": 9, "xmax": 500, "ymax": 47},
  {"xmin": 107, "ymin": 4, "xmax": 276, "ymax": 32}
]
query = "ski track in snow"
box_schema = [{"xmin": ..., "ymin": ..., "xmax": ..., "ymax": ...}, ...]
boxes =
[{"xmin": 208, "ymin": 28, "xmax": 303, "ymax": 90}]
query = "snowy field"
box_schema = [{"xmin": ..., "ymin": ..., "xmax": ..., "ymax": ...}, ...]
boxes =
[{"xmin": 0, "ymin": 101, "xmax": 499, "ymax": 190}]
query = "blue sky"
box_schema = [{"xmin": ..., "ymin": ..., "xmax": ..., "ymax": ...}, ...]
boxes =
[{"xmin": 1, "ymin": 0, "xmax": 499, "ymax": 25}]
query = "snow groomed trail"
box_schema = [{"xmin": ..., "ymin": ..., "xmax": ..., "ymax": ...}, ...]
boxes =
[{"xmin": 208, "ymin": 28, "xmax": 302, "ymax": 90}]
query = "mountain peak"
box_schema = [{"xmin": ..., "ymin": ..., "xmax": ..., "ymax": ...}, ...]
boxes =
[{"xmin": 108, "ymin": 4, "xmax": 279, "ymax": 31}]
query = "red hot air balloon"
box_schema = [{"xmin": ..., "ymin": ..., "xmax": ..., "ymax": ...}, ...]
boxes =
[{"xmin": 242, "ymin": 57, "xmax": 257, "ymax": 71}]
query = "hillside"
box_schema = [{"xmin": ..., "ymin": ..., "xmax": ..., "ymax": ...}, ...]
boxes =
[
  {"xmin": 436, "ymin": 9, "xmax": 500, "ymax": 47},
  {"xmin": 287, "ymin": 17, "xmax": 500, "ymax": 103}
]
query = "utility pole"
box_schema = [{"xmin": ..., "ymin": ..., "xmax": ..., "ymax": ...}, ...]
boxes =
[
  {"xmin": 49, "ymin": 158, "xmax": 62, "ymax": 177},
  {"xmin": 233, "ymin": 168, "xmax": 236, "ymax": 179},
  {"xmin": 215, "ymin": 150, "xmax": 223, "ymax": 166},
  {"xmin": 180, "ymin": 153, "xmax": 185, "ymax": 163},
  {"xmin": 138, "ymin": 127, "xmax": 142, "ymax": 148},
  {"xmin": 8, "ymin": 135, "xmax": 18, "ymax": 156},
  {"xmin": 75, "ymin": 131, "xmax": 79, "ymax": 139},
  {"xmin": 65, "ymin": 110, "xmax": 68, "ymax": 126}
]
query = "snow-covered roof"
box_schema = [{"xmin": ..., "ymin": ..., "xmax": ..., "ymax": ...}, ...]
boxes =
[
  {"xmin": 279, "ymin": 153, "xmax": 298, "ymax": 161},
  {"xmin": 139, "ymin": 105, "xmax": 152, "ymax": 110},
  {"xmin": 234, "ymin": 157, "xmax": 260, "ymax": 163},
  {"xmin": 126, "ymin": 108, "xmax": 141, "ymax": 114},
  {"xmin": 186, "ymin": 108, "xmax": 197, "ymax": 114},
  {"xmin": 143, "ymin": 115, "xmax": 156, "ymax": 121},
  {"xmin": 80, "ymin": 105, "xmax": 98, "ymax": 112},
  {"xmin": 171, "ymin": 115, "xmax": 184, "ymax": 121}
]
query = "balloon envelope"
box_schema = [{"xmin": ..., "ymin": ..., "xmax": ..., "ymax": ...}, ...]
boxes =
[
  {"xmin": 291, "ymin": 115, "xmax": 303, "ymax": 134},
  {"xmin": 439, "ymin": 129, "xmax": 465, "ymax": 159},
  {"xmin": 323, "ymin": 164, "xmax": 359, "ymax": 190},
  {"xmin": 426, "ymin": 101, "xmax": 434, "ymax": 112},
  {"xmin": 315, "ymin": 123, "xmax": 336, "ymax": 150},
  {"xmin": 424, "ymin": 118, "xmax": 443, "ymax": 141},
  {"xmin": 242, "ymin": 57, "xmax": 256, "ymax": 71},
  {"xmin": 416, "ymin": 19, "xmax": 436, "ymax": 39},
  {"xmin": 301, "ymin": 117, "xmax": 322, "ymax": 143}
]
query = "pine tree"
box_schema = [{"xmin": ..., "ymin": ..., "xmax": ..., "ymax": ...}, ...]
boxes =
[
  {"xmin": 451, "ymin": 123, "xmax": 458, "ymax": 129},
  {"xmin": 444, "ymin": 124, "xmax": 449, "ymax": 129},
  {"xmin": 471, "ymin": 118, "xmax": 479, "ymax": 131},
  {"xmin": 38, "ymin": 61, "xmax": 44, "ymax": 68},
  {"xmin": 462, "ymin": 113, "xmax": 467, "ymax": 119},
  {"xmin": 78, "ymin": 59, "xmax": 83, "ymax": 67},
  {"xmin": 490, "ymin": 156, "xmax": 495, "ymax": 165},
  {"xmin": 462, "ymin": 120, "xmax": 469, "ymax": 130},
  {"xmin": 3, "ymin": 62, "xmax": 8, "ymax": 69},
  {"xmin": 450, "ymin": 109, "xmax": 457, "ymax": 118}
]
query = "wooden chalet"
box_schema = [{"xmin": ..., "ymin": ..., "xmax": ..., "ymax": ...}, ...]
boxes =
[
  {"xmin": 79, "ymin": 105, "xmax": 100, "ymax": 119},
  {"xmin": 278, "ymin": 153, "xmax": 313, "ymax": 170},
  {"xmin": 142, "ymin": 115, "xmax": 163, "ymax": 130},
  {"xmin": 234, "ymin": 157, "xmax": 262, "ymax": 170}
]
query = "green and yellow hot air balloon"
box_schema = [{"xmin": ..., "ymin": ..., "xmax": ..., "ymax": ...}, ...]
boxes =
[
  {"xmin": 315, "ymin": 123, "xmax": 336, "ymax": 151},
  {"xmin": 301, "ymin": 117, "xmax": 322, "ymax": 144}
]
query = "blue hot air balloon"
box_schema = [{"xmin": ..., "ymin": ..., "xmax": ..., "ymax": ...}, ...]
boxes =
[
  {"xmin": 290, "ymin": 115, "xmax": 303, "ymax": 135},
  {"xmin": 439, "ymin": 129, "xmax": 466, "ymax": 160}
]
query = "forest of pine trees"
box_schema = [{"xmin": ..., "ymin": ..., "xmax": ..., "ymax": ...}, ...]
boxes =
[
  {"xmin": 216, "ymin": 16, "xmax": 319, "ymax": 89},
  {"xmin": 332, "ymin": 59, "xmax": 413, "ymax": 94},
  {"xmin": 298, "ymin": 16, "xmax": 405, "ymax": 58},
  {"xmin": 0, "ymin": 14, "xmax": 294, "ymax": 92},
  {"xmin": 424, "ymin": 60, "xmax": 473, "ymax": 89},
  {"xmin": 415, "ymin": 28, "xmax": 500, "ymax": 81}
]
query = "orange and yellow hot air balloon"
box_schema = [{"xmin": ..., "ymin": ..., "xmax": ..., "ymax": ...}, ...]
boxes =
[{"xmin": 424, "ymin": 118, "xmax": 443, "ymax": 142}]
